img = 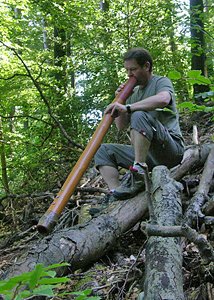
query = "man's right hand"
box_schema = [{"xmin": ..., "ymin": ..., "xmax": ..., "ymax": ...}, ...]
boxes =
[{"xmin": 105, "ymin": 103, "xmax": 128, "ymax": 118}]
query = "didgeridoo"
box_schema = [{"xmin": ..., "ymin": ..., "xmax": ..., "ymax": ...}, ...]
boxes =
[{"xmin": 37, "ymin": 76, "xmax": 137, "ymax": 234}]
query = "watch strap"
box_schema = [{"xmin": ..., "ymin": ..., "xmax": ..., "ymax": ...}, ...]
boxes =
[{"xmin": 126, "ymin": 104, "xmax": 132, "ymax": 114}]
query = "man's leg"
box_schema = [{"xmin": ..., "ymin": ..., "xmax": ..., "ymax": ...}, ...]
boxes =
[
  {"xmin": 94, "ymin": 143, "xmax": 135, "ymax": 191},
  {"xmin": 130, "ymin": 111, "xmax": 184, "ymax": 168},
  {"xmin": 113, "ymin": 111, "xmax": 184, "ymax": 199},
  {"xmin": 98, "ymin": 165, "xmax": 120, "ymax": 190},
  {"xmin": 130, "ymin": 129, "xmax": 151, "ymax": 163}
]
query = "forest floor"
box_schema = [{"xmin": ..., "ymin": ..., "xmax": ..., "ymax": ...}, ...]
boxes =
[{"xmin": 0, "ymin": 111, "xmax": 213, "ymax": 300}]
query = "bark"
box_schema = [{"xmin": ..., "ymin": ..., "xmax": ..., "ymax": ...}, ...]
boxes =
[
  {"xmin": 203, "ymin": 198, "xmax": 214, "ymax": 216},
  {"xmin": 3, "ymin": 193, "xmax": 148, "ymax": 279},
  {"xmin": 184, "ymin": 144, "xmax": 214, "ymax": 225},
  {"xmin": 143, "ymin": 166, "xmax": 184, "ymax": 300}
]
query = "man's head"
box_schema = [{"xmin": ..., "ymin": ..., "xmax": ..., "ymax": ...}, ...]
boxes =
[
  {"xmin": 123, "ymin": 48, "xmax": 153, "ymax": 72},
  {"xmin": 123, "ymin": 48, "xmax": 153, "ymax": 86}
]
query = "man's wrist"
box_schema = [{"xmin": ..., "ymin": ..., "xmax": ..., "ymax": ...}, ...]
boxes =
[{"xmin": 126, "ymin": 104, "xmax": 132, "ymax": 114}]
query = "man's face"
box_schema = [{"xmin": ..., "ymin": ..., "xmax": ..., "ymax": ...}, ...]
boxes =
[{"xmin": 124, "ymin": 58, "xmax": 151, "ymax": 86}]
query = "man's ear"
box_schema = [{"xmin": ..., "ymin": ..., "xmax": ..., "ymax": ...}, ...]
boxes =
[{"xmin": 144, "ymin": 61, "xmax": 150, "ymax": 71}]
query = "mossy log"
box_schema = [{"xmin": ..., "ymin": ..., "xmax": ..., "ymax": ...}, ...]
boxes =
[{"xmin": 143, "ymin": 166, "xmax": 184, "ymax": 300}]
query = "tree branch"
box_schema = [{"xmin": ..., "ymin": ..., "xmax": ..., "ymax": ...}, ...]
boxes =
[
  {"xmin": 184, "ymin": 145, "xmax": 214, "ymax": 226},
  {"xmin": 141, "ymin": 223, "xmax": 214, "ymax": 264},
  {"xmin": 0, "ymin": 41, "xmax": 84, "ymax": 150}
]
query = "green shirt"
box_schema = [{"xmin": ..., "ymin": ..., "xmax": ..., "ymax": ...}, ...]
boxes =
[{"xmin": 126, "ymin": 75, "xmax": 183, "ymax": 139}]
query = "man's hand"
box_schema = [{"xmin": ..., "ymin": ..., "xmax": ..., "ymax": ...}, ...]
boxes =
[
  {"xmin": 104, "ymin": 103, "xmax": 128, "ymax": 118},
  {"xmin": 115, "ymin": 83, "xmax": 126, "ymax": 96}
]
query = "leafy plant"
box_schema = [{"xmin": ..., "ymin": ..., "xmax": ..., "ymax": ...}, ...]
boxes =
[
  {"xmin": 168, "ymin": 69, "xmax": 214, "ymax": 117},
  {"xmin": 0, "ymin": 263, "xmax": 100, "ymax": 300}
]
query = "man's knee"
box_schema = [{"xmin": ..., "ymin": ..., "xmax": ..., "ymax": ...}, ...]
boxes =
[
  {"xmin": 94, "ymin": 143, "xmax": 116, "ymax": 169},
  {"xmin": 131, "ymin": 111, "xmax": 153, "ymax": 125},
  {"xmin": 130, "ymin": 111, "xmax": 154, "ymax": 141},
  {"xmin": 95, "ymin": 143, "xmax": 110, "ymax": 161}
]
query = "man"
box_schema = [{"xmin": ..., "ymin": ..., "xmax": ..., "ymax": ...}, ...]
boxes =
[{"xmin": 94, "ymin": 47, "xmax": 184, "ymax": 204}]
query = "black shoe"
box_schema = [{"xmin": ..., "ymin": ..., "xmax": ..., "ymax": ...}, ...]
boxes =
[
  {"xmin": 89, "ymin": 193, "xmax": 116, "ymax": 216},
  {"xmin": 113, "ymin": 166, "xmax": 145, "ymax": 200}
]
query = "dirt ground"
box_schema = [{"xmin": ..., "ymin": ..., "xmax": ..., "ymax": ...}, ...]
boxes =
[{"xmin": 0, "ymin": 111, "xmax": 213, "ymax": 299}]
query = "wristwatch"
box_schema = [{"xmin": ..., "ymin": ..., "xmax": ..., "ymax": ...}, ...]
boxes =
[{"xmin": 126, "ymin": 104, "xmax": 132, "ymax": 114}]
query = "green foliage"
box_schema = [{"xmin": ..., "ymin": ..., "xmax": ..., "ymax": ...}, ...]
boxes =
[
  {"xmin": 168, "ymin": 69, "xmax": 214, "ymax": 114},
  {"xmin": 179, "ymin": 101, "xmax": 214, "ymax": 113},
  {"xmin": 0, "ymin": 263, "xmax": 100, "ymax": 300},
  {"xmin": 0, "ymin": 0, "xmax": 213, "ymax": 195}
]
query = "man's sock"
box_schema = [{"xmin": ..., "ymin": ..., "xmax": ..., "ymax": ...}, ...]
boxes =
[{"xmin": 132, "ymin": 161, "xmax": 146, "ymax": 175}]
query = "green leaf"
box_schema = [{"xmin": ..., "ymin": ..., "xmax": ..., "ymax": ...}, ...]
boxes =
[
  {"xmin": 196, "ymin": 75, "xmax": 211, "ymax": 85},
  {"xmin": 4, "ymin": 296, "xmax": 13, "ymax": 300},
  {"xmin": 204, "ymin": 106, "xmax": 214, "ymax": 112},
  {"xmin": 38, "ymin": 277, "xmax": 70, "ymax": 285},
  {"xmin": 187, "ymin": 70, "xmax": 201, "ymax": 78},
  {"xmin": 29, "ymin": 263, "xmax": 44, "ymax": 289},
  {"xmin": 44, "ymin": 270, "xmax": 57, "ymax": 278},
  {"xmin": 71, "ymin": 289, "xmax": 92, "ymax": 296},
  {"xmin": 0, "ymin": 273, "xmax": 30, "ymax": 292},
  {"xmin": 168, "ymin": 70, "xmax": 181, "ymax": 80},
  {"xmin": 17, "ymin": 289, "xmax": 31, "ymax": 299},
  {"xmin": 44, "ymin": 262, "xmax": 70, "ymax": 271},
  {"xmin": 32, "ymin": 284, "xmax": 55, "ymax": 296},
  {"xmin": 195, "ymin": 91, "xmax": 214, "ymax": 99}
]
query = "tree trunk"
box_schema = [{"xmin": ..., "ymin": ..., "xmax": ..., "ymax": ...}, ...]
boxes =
[
  {"xmin": 190, "ymin": 0, "xmax": 209, "ymax": 98},
  {"xmin": 0, "ymin": 117, "xmax": 10, "ymax": 194},
  {"xmin": 143, "ymin": 166, "xmax": 184, "ymax": 300},
  {"xmin": 54, "ymin": 26, "xmax": 66, "ymax": 83}
]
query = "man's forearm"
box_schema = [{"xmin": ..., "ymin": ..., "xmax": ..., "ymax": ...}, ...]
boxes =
[{"xmin": 130, "ymin": 91, "xmax": 171, "ymax": 112}]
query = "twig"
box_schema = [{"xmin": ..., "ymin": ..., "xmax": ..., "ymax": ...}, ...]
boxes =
[
  {"xmin": 193, "ymin": 125, "xmax": 199, "ymax": 145},
  {"xmin": 117, "ymin": 242, "xmax": 146, "ymax": 299},
  {"xmin": 141, "ymin": 223, "xmax": 214, "ymax": 264}
]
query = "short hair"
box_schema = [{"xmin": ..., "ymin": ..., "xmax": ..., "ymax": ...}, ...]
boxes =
[{"xmin": 123, "ymin": 48, "xmax": 153, "ymax": 71}]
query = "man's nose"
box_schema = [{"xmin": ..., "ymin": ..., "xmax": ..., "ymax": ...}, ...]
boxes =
[{"xmin": 128, "ymin": 70, "xmax": 133, "ymax": 77}]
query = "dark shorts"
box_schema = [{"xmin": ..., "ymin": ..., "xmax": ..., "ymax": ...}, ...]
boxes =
[{"xmin": 94, "ymin": 111, "xmax": 184, "ymax": 170}]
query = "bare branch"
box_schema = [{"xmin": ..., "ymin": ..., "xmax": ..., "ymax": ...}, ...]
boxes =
[
  {"xmin": 184, "ymin": 145, "xmax": 214, "ymax": 225},
  {"xmin": 0, "ymin": 73, "xmax": 28, "ymax": 80},
  {"xmin": 141, "ymin": 223, "xmax": 214, "ymax": 264},
  {"xmin": 0, "ymin": 114, "xmax": 53, "ymax": 126}
]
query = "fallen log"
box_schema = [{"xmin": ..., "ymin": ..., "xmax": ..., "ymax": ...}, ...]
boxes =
[
  {"xmin": 170, "ymin": 143, "xmax": 212, "ymax": 181},
  {"xmin": 184, "ymin": 144, "xmax": 214, "ymax": 226},
  {"xmin": 143, "ymin": 166, "xmax": 184, "ymax": 300},
  {"xmin": 3, "ymin": 143, "xmax": 212, "ymax": 281},
  {"xmin": 3, "ymin": 193, "xmax": 148, "ymax": 279}
]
